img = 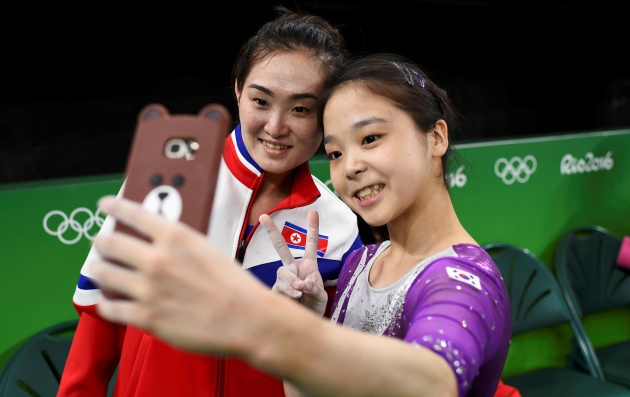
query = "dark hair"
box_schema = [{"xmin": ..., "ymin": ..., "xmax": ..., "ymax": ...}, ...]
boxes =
[
  {"xmin": 321, "ymin": 53, "xmax": 461, "ymax": 187},
  {"xmin": 231, "ymin": 6, "xmax": 350, "ymax": 102}
]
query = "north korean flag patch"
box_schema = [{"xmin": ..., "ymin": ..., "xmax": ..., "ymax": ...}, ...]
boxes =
[
  {"xmin": 281, "ymin": 221, "xmax": 328, "ymax": 257},
  {"xmin": 446, "ymin": 267, "xmax": 481, "ymax": 290}
]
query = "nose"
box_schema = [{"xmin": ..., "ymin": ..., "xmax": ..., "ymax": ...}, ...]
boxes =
[
  {"xmin": 343, "ymin": 148, "xmax": 367, "ymax": 180},
  {"xmin": 265, "ymin": 111, "xmax": 290, "ymax": 138}
]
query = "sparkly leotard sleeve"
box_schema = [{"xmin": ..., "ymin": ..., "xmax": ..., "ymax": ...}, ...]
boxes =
[{"xmin": 331, "ymin": 242, "xmax": 512, "ymax": 397}]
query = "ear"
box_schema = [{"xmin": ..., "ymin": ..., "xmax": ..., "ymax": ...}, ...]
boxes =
[
  {"xmin": 234, "ymin": 80, "xmax": 241, "ymax": 103},
  {"xmin": 431, "ymin": 120, "xmax": 449, "ymax": 157}
]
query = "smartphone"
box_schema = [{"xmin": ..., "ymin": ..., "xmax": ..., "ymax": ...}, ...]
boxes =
[
  {"xmin": 116, "ymin": 103, "xmax": 231, "ymax": 236},
  {"xmin": 103, "ymin": 103, "xmax": 231, "ymax": 298}
]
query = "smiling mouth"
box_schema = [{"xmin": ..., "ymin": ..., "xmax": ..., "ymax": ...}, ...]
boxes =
[
  {"xmin": 356, "ymin": 184, "xmax": 384, "ymax": 201},
  {"xmin": 261, "ymin": 139, "xmax": 288, "ymax": 150}
]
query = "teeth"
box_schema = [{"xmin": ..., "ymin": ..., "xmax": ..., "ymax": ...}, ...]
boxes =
[
  {"xmin": 262, "ymin": 140, "xmax": 287, "ymax": 150},
  {"xmin": 356, "ymin": 184, "xmax": 383, "ymax": 201}
]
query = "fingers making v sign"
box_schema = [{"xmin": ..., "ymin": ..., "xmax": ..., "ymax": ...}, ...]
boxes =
[{"xmin": 259, "ymin": 210, "xmax": 328, "ymax": 316}]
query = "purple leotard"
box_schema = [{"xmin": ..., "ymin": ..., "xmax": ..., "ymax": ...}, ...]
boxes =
[{"xmin": 331, "ymin": 242, "xmax": 512, "ymax": 397}]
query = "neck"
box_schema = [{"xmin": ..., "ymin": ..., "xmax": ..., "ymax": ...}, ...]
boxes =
[
  {"xmin": 247, "ymin": 170, "xmax": 296, "ymax": 226},
  {"xmin": 260, "ymin": 169, "xmax": 295, "ymax": 197},
  {"xmin": 386, "ymin": 186, "xmax": 475, "ymax": 260}
]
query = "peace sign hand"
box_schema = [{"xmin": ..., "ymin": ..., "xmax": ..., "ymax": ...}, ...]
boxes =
[{"xmin": 259, "ymin": 210, "xmax": 327, "ymax": 316}]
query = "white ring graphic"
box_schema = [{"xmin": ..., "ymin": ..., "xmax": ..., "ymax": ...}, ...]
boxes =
[
  {"xmin": 43, "ymin": 207, "xmax": 105, "ymax": 245},
  {"xmin": 494, "ymin": 155, "xmax": 537, "ymax": 185}
]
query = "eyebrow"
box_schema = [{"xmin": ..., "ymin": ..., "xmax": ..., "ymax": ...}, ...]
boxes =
[
  {"xmin": 247, "ymin": 83, "xmax": 319, "ymax": 101},
  {"xmin": 323, "ymin": 117, "xmax": 389, "ymax": 145}
]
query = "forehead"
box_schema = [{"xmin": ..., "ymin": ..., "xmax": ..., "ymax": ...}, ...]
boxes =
[
  {"xmin": 324, "ymin": 84, "xmax": 395, "ymax": 121},
  {"xmin": 324, "ymin": 84, "xmax": 402, "ymax": 140},
  {"xmin": 246, "ymin": 50, "xmax": 326, "ymax": 95}
]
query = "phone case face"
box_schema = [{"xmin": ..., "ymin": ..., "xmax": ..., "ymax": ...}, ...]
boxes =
[{"xmin": 117, "ymin": 103, "xmax": 231, "ymax": 236}]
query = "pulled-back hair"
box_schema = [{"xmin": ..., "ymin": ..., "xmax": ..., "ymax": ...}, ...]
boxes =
[
  {"xmin": 231, "ymin": 6, "xmax": 350, "ymax": 100},
  {"xmin": 322, "ymin": 53, "xmax": 461, "ymax": 187}
]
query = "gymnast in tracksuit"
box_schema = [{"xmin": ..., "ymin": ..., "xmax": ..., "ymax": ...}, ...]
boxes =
[{"xmin": 57, "ymin": 7, "xmax": 362, "ymax": 397}]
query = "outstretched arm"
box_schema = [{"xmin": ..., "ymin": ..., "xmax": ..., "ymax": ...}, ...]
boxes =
[
  {"xmin": 260, "ymin": 211, "xmax": 328, "ymax": 316},
  {"xmin": 91, "ymin": 196, "xmax": 457, "ymax": 397}
]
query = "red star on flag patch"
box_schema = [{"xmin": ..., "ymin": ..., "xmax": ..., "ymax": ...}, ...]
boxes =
[{"xmin": 446, "ymin": 267, "xmax": 481, "ymax": 290}]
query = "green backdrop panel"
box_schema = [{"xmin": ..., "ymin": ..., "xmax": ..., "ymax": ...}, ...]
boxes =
[
  {"xmin": 0, "ymin": 175, "xmax": 123, "ymax": 367},
  {"xmin": 1, "ymin": 129, "xmax": 629, "ymax": 377}
]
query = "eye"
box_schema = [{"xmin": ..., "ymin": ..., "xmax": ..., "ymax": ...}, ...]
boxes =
[
  {"xmin": 172, "ymin": 175, "xmax": 185, "ymax": 187},
  {"xmin": 362, "ymin": 135, "xmax": 379, "ymax": 145},
  {"xmin": 150, "ymin": 174, "xmax": 163, "ymax": 186},
  {"xmin": 326, "ymin": 151, "xmax": 341, "ymax": 160},
  {"xmin": 253, "ymin": 98, "xmax": 268, "ymax": 107},
  {"xmin": 293, "ymin": 106, "xmax": 309, "ymax": 114}
]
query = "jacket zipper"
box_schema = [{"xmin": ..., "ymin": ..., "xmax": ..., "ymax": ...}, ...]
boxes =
[
  {"xmin": 215, "ymin": 357, "xmax": 224, "ymax": 396},
  {"xmin": 236, "ymin": 239, "xmax": 248, "ymax": 263},
  {"xmin": 217, "ymin": 208, "xmax": 252, "ymax": 395}
]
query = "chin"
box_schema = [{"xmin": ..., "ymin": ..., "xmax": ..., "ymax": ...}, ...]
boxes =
[
  {"xmin": 361, "ymin": 212, "xmax": 389, "ymax": 228},
  {"xmin": 356, "ymin": 213, "xmax": 377, "ymax": 226},
  {"xmin": 255, "ymin": 154, "xmax": 292, "ymax": 170}
]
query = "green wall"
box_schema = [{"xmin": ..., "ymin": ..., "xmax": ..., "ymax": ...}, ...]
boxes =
[
  {"xmin": 0, "ymin": 175, "xmax": 124, "ymax": 366},
  {"xmin": 1, "ymin": 129, "xmax": 629, "ymax": 377}
]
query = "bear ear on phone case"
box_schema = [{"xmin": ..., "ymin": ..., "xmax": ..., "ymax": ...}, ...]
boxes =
[{"xmin": 117, "ymin": 103, "xmax": 232, "ymax": 238}]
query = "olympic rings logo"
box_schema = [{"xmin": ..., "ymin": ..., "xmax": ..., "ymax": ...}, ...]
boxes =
[
  {"xmin": 494, "ymin": 155, "xmax": 537, "ymax": 185},
  {"xmin": 43, "ymin": 207, "xmax": 105, "ymax": 245}
]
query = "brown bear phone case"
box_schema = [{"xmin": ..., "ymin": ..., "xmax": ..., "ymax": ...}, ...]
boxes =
[
  {"xmin": 104, "ymin": 103, "xmax": 231, "ymax": 299},
  {"xmin": 116, "ymin": 103, "xmax": 231, "ymax": 237}
]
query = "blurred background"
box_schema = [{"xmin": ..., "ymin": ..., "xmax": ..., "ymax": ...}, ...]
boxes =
[{"xmin": 2, "ymin": 0, "xmax": 628, "ymax": 184}]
